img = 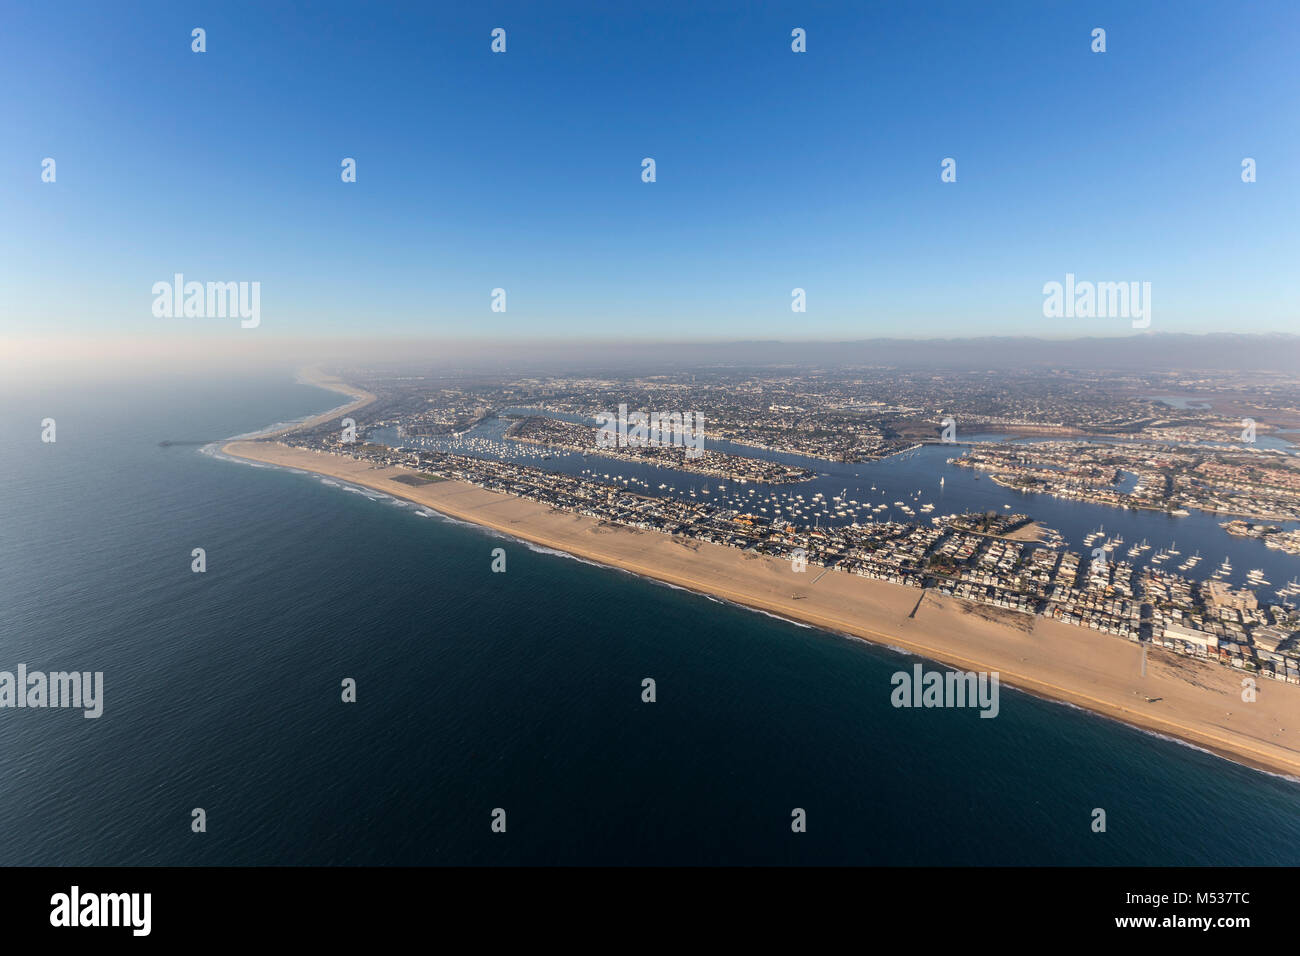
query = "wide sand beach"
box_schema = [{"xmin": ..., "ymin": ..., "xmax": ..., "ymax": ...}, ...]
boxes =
[{"xmin": 223, "ymin": 438, "xmax": 1300, "ymax": 779}]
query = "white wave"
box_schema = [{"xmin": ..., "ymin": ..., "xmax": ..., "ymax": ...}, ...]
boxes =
[
  {"xmin": 1129, "ymin": 725, "xmax": 1300, "ymax": 782},
  {"xmin": 201, "ymin": 443, "xmax": 271, "ymax": 468},
  {"xmin": 521, "ymin": 541, "xmax": 627, "ymax": 572},
  {"xmin": 879, "ymin": 643, "xmax": 919, "ymax": 657},
  {"xmin": 700, "ymin": 592, "xmax": 813, "ymax": 629},
  {"xmin": 1032, "ymin": 693, "xmax": 1300, "ymax": 784}
]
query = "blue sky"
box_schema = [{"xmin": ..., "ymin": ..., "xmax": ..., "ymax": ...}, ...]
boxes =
[{"xmin": 2, "ymin": 0, "xmax": 1297, "ymax": 343}]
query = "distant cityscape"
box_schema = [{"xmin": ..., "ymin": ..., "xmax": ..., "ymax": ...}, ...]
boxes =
[{"xmin": 253, "ymin": 364, "xmax": 1300, "ymax": 688}]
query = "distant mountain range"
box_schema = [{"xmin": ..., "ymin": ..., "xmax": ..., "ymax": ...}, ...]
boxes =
[
  {"xmin": 11, "ymin": 332, "xmax": 1297, "ymax": 383},
  {"xmin": 346, "ymin": 332, "xmax": 1300, "ymax": 374}
]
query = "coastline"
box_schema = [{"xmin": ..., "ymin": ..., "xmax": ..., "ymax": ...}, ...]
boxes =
[
  {"xmin": 222, "ymin": 438, "xmax": 1300, "ymax": 779},
  {"xmin": 260, "ymin": 368, "xmax": 376, "ymax": 439}
]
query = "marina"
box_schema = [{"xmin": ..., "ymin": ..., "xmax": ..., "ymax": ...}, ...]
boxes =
[{"xmin": 370, "ymin": 419, "xmax": 1300, "ymax": 603}]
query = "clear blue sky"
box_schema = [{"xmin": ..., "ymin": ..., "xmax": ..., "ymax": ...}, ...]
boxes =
[{"xmin": 2, "ymin": 0, "xmax": 1297, "ymax": 342}]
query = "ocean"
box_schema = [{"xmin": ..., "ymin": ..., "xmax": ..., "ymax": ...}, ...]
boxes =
[{"xmin": 3, "ymin": 372, "xmax": 1299, "ymax": 866}]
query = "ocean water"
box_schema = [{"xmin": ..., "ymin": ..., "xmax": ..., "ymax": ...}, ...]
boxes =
[{"xmin": 2, "ymin": 373, "xmax": 1300, "ymax": 866}]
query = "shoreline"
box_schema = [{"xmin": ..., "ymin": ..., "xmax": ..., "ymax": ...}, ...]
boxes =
[
  {"xmin": 221, "ymin": 438, "xmax": 1300, "ymax": 780},
  {"xmin": 250, "ymin": 368, "xmax": 376, "ymax": 440}
]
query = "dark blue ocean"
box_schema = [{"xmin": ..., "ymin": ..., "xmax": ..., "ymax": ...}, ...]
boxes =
[{"xmin": 3, "ymin": 373, "xmax": 1300, "ymax": 866}]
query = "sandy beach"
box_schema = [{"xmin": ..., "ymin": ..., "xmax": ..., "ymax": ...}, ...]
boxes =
[
  {"xmin": 223, "ymin": 439, "xmax": 1300, "ymax": 779},
  {"xmin": 255, "ymin": 369, "xmax": 376, "ymax": 439}
]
